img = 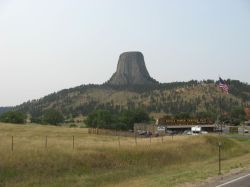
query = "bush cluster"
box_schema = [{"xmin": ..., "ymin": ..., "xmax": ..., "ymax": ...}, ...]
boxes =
[
  {"xmin": 0, "ymin": 111, "xmax": 26, "ymax": 124},
  {"xmin": 85, "ymin": 109, "xmax": 151, "ymax": 130},
  {"xmin": 31, "ymin": 109, "xmax": 64, "ymax": 125}
]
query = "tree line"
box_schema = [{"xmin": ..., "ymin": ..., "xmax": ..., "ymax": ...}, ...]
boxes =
[
  {"xmin": 0, "ymin": 109, "xmax": 64, "ymax": 125},
  {"xmin": 0, "ymin": 106, "xmax": 247, "ymax": 127},
  {"xmin": 0, "ymin": 108, "xmax": 152, "ymax": 130}
]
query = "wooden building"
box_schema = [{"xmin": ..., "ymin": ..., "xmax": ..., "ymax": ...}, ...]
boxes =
[{"xmin": 156, "ymin": 116, "xmax": 215, "ymax": 132}]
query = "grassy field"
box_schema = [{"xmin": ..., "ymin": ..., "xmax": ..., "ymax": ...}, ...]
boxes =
[{"xmin": 1, "ymin": 122, "xmax": 250, "ymax": 187}]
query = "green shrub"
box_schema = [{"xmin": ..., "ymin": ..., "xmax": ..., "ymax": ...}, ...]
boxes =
[
  {"xmin": 69, "ymin": 124, "xmax": 77, "ymax": 128},
  {"xmin": 0, "ymin": 111, "xmax": 26, "ymax": 124},
  {"xmin": 43, "ymin": 109, "xmax": 64, "ymax": 125}
]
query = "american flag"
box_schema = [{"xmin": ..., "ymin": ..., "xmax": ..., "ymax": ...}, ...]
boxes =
[{"xmin": 219, "ymin": 77, "xmax": 229, "ymax": 93}]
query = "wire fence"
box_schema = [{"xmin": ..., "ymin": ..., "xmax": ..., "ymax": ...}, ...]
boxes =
[
  {"xmin": 1, "ymin": 128, "xmax": 242, "ymax": 162},
  {"xmin": 0, "ymin": 131, "xmax": 178, "ymax": 152},
  {"xmin": 1, "ymin": 128, "xmax": 248, "ymax": 179}
]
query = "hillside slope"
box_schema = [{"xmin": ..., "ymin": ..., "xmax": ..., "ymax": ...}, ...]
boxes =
[{"xmin": 14, "ymin": 79, "xmax": 250, "ymax": 120}]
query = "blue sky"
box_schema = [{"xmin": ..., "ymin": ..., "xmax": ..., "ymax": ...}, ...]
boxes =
[{"xmin": 0, "ymin": 0, "xmax": 250, "ymax": 106}]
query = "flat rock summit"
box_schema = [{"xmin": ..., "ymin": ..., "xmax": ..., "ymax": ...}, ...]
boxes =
[{"xmin": 107, "ymin": 51, "xmax": 158, "ymax": 85}]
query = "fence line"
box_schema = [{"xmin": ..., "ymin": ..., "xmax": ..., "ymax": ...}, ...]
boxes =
[
  {"xmin": 0, "ymin": 134, "xmax": 177, "ymax": 152},
  {"xmin": 88, "ymin": 128, "xmax": 135, "ymax": 137}
]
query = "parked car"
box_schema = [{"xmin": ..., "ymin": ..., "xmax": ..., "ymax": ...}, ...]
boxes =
[
  {"xmin": 183, "ymin": 130, "xmax": 193, "ymax": 135},
  {"xmin": 167, "ymin": 130, "xmax": 177, "ymax": 135},
  {"xmin": 145, "ymin": 131, "xmax": 152, "ymax": 137},
  {"xmin": 201, "ymin": 131, "xmax": 208, "ymax": 134},
  {"xmin": 137, "ymin": 130, "xmax": 147, "ymax": 135}
]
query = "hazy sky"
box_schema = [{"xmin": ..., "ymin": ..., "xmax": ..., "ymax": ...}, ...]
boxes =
[{"xmin": 0, "ymin": 0, "xmax": 250, "ymax": 106}]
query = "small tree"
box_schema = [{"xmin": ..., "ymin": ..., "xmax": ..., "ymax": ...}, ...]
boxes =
[
  {"xmin": 43, "ymin": 109, "xmax": 64, "ymax": 125},
  {"xmin": 119, "ymin": 109, "xmax": 150, "ymax": 130},
  {"xmin": 0, "ymin": 111, "xmax": 26, "ymax": 124},
  {"xmin": 175, "ymin": 112, "xmax": 191, "ymax": 119},
  {"xmin": 85, "ymin": 109, "xmax": 113, "ymax": 129},
  {"xmin": 230, "ymin": 107, "xmax": 246, "ymax": 125}
]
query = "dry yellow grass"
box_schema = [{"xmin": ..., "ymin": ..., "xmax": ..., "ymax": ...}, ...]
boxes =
[
  {"xmin": 1, "ymin": 122, "xmax": 250, "ymax": 187},
  {"xmin": 0, "ymin": 122, "xmax": 193, "ymax": 150}
]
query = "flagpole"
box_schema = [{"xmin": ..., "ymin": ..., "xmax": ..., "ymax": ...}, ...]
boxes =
[
  {"xmin": 218, "ymin": 75, "xmax": 220, "ymax": 134},
  {"xmin": 217, "ymin": 75, "xmax": 222, "ymax": 135},
  {"xmin": 218, "ymin": 76, "xmax": 229, "ymax": 134},
  {"xmin": 216, "ymin": 76, "xmax": 229, "ymax": 175},
  {"xmin": 218, "ymin": 88, "xmax": 222, "ymax": 175},
  {"xmin": 219, "ymin": 96, "xmax": 222, "ymax": 135}
]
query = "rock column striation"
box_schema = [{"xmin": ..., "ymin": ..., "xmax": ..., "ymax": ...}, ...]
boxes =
[{"xmin": 107, "ymin": 51, "xmax": 158, "ymax": 85}]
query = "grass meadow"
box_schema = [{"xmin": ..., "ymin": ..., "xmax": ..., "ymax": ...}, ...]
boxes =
[{"xmin": 1, "ymin": 122, "xmax": 250, "ymax": 187}]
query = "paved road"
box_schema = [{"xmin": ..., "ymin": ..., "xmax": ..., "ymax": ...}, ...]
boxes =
[
  {"xmin": 215, "ymin": 173, "xmax": 250, "ymax": 187},
  {"xmin": 199, "ymin": 172, "xmax": 250, "ymax": 187}
]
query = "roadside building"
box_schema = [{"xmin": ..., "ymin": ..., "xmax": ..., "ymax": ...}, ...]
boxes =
[
  {"xmin": 244, "ymin": 120, "xmax": 250, "ymax": 126},
  {"xmin": 244, "ymin": 108, "xmax": 250, "ymax": 120},
  {"xmin": 244, "ymin": 108, "xmax": 250, "ymax": 126},
  {"xmin": 156, "ymin": 116, "xmax": 215, "ymax": 133}
]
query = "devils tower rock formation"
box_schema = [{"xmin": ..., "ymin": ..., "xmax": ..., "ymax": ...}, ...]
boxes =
[{"xmin": 107, "ymin": 51, "xmax": 158, "ymax": 85}]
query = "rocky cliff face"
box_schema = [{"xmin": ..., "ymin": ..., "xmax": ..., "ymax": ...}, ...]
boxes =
[{"xmin": 107, "ymin": 51, "xmax": 158, "ymax": 85}]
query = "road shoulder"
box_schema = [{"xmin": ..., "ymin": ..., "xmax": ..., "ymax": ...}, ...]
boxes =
[{"xmin": 195, "ymin": 168, "xmax": 250, "ymax": 187}]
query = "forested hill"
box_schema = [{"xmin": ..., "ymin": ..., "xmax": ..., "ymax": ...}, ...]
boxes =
[
  {"xmin": 15, "ymin": 79, "xmax": 250, "ymax": 120},
  {"xmin": 0, "ymin": 107, "xmax": 12, "ymax": 115}
]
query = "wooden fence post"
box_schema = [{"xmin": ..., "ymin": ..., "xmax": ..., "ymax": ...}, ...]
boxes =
[
  {"xmin": 73, "ymin": 136, "xmax": 75, "ymax": 149},
  {"xmin": 218, "ymin": 141, "xmax": 222, "ymax": 175},
  {"xmin": 45, "ymin": 136, "xmax": 47, "ymax": 149},
  {"xmin": 135, "ymin": 133, "xmax": 137, "ymax": 146},
  {"xmin": 11, "ymin": 136, "xmax": 13, "ymax": 152},
  {"xmin": 118, "ymin": 132, "xmax": 120, "ymax": 148},
  {"xmin": 161, "ymin": 134, "xmax": 163, "ymax": 143}
]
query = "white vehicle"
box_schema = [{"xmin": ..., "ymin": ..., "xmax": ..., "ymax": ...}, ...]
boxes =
[
  {"xmin": 191, "ymin": 126, "xmax": 201, "ymax": 133},
  {"xmin": 201, "ymin": 131, "xmax": 208, "ymax": 134},
  {"xmin": 157, "ymin": 126, "xmax": 165, "ymax": 131},
  {"xmin": 156, "ymin": 126, "xmax": 165, "ymax": 133}
]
